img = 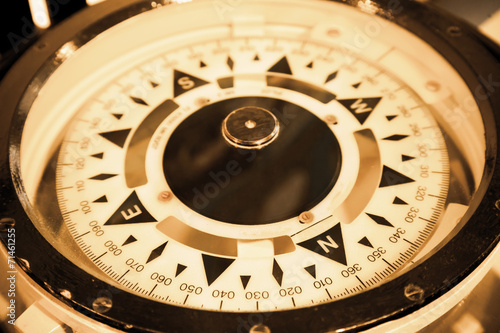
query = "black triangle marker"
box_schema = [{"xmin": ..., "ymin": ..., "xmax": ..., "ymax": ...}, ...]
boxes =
[
  {"xmin": 298, "ymin": 223, "xmax": 347, "ymax": 266},
  {"xmin": 306, "ymin": 61, "xmax": 313, "ymax": 69},
  {"xmin": 386, "ymin": 115, "xmax": 398, "ymax": 121},
  {"xmin": 202, "ymin": 254, "xmax": 235, "ymax": 286},
  {"xmin": 358, "ymin": 237, "xmax": 374, "ymax": 248},
  {"xmin": 93, "ymin": 195, "xmax": 108, "ymax": 203},
  {"xmin": 268, "ymin": 56, "xmax": 293, "ymax": 75},
  {"xmin": 393, "ymin": 197, "xmax": 408, "ymax": 205},
  {"xmin": 337, "ymin": 97, "xmax": 382, "ymax": 125},
  {"xmin": 240, "ymin": 275, "xmax": 251, "ymax": 290},
  {"xmin": 98, "ymin": 128, "xmax": 132, "ymax": 148},
  {"xmin": 176, "ymin": 264, "xmax": 187, "ymax": 277},
  {"xmin": 173, "ymin": 69, "xmax": 210, "ymax": 98},
  {"xmin": 122, "ymin": 235, "xmax": 137, "ymax": 246},
  {"xmin": 104, "ymin": 191, "xmax": 157, "ymax": 225},
  {"xmin": 91, "ymin": 152, "xmax": 104, "ymax": 159},
  {"xmin": 402, "ymin": 155, "xmax": 416, "ymax": 162},
  {"xmin": 304, "ymin": 265, "xmax": 316, "ymax": 279},
  {"xmin": 379, "ymin": 165, "xmax": 415, "ymax": 188}
]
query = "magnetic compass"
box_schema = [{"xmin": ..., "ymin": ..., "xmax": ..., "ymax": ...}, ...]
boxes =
[{"xmin": 0, "ymin": 0, "xmax": 499, "ymax": 332}]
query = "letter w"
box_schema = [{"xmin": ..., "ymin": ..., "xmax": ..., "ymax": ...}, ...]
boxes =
[{"xmin": 350, "ymin": 99, "xmax": 372, "ymax": 114}]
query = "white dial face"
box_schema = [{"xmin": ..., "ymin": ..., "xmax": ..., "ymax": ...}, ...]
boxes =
[{"xmin": 54, "ymin": 32, "xmax": 448, "ymax": 312}]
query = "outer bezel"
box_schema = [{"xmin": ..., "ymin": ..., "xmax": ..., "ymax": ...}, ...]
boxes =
[{"xmin": 0, "ymin": 0, "xmax": 499, "ymax": 332}]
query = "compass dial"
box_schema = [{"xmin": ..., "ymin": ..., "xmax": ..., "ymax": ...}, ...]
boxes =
[
  {"xmin": 5, "ymin": 0, "xmax": 498, "ymax": 331},
  {"xmin": 53, "ymin": 35, "xmax": 450, "ymax": 311}
]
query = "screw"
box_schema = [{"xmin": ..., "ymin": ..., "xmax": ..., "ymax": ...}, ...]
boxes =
[
  {"xmin": 250, "ymin": 324, "xmax": 271, "ymax": 333},
  {"xmin": 495, "ymin": 199, "xmax": 500, "ymax": 211},
  {"xmin": 325, "ymin": 115, "xmax": 338, "ymax": 125},
  {"xmin": 245, "ymin": 120, "xmax": 257, "ymax": 129},
  {"xmin": 404, "ymin": 284, "xmax": 424, "ymax": 302},
  {"xmin": 299, "ymin": 211, "xmax": 314, "ymax": 224},
  {"xmin": 158, "ymin": 191, "xmax": 173, "ymax": 202},
  {"xmin": 92, "ymin": 297, "xmax": 113, "ymax": 314},
  {"xmin": 195, "ymin": 97, "xmax": 210, "ymax": 107},
  {"xmin": 60, "ymin": 289, "xmax": 72, "ymax": 299},
  {"xmin": 446, "ymin": 26, "xmax": 462, "ymax": 37}
]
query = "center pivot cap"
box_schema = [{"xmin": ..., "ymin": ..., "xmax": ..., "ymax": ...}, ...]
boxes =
[{"xmin": 222, "ymin": 106, "xmax": 280, "ymax": 149}]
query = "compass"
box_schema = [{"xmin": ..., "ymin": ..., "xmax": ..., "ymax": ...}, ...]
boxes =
[{"xmin": 0, "ymin": 0, "xmax": 499, "ymax": 332}]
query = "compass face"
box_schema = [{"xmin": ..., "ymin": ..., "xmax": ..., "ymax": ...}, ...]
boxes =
[
  {"xmin": 52, "ymin": 35, "xmax": 450, "ymax": 311},
  {"xmin": 3, "ymin": 0, "xmax": 500, "ymax": 331}
]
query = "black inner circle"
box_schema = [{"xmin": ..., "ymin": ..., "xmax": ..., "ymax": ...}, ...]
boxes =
[{"xmin": 163, "ymin": 97, "xmax": 342, "ymax": 225}]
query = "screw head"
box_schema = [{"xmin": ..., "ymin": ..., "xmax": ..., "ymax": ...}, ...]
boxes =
[
  {"xmin": 404, "ymin": 283, "xmax": 424, "ymax": 302},
  {"xmin": 325, "ymin": 115, "xmax": 338, "ymax": 125},
  {"xmin": 446, "ymin": 26, "xmax": 462, "ymax": 37},
  {"xmin": 250, "ymin": 324, "xmax": 271, "ymax": 333},
  {"xmin": 158, "ymin": 191, "xmax": 173, "ymax": 202},
  {"xmin": 195, "ymin": 97, "xmax": 210, "ymax": 107},
  {"xmin": 245, "ymin": 120, "xmax": 257, "ymax": 129},
  {"xmin": 60, "ymin": 289, "xmax": 72, "ymax": 299},
  {"xmin": 299, "ymin": 211, "xmax": 314, "ymax": 224},
  {"xmin": 92, "ymin": 296, "xmax": 113, "ymax": 313}
]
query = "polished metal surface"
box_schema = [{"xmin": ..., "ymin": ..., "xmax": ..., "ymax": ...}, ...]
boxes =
[{"xmin": 222, "ymin": 106, "xmax": 280, "ymax": 149}]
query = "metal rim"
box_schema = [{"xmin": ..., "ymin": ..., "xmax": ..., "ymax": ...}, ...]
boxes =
[{"xmin": 0, "ymin": 0, "xmax": 498, "ymax": 332}]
